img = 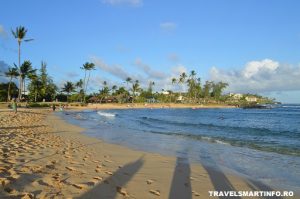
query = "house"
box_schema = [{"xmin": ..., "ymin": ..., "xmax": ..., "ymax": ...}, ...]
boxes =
[
  {"xmin": 229, "ymin": 93, "xmax": 243, "ymax": 99},
  {"xmin": 161, "ymin": 91, "xmax": 170, "ymax": 95},
  {"xmin": 245, "ymin": 96, "xmax": 257, "ymax": 102},
  {"xmin": 176, "ymin": 95, "xmax": 184, "ymax": 102}
]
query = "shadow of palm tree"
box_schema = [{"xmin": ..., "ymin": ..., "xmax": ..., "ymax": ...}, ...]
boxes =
[
  {"xmin": 77, "ymin": 157, "xmax": 144, "ymax": 199},
  {"xmin": 199, "ymin": 156, "xmax": 242, "ymax": 199},
  {"xmin": 169, "ymin": 157, "xmax": 192, "ymax": 199},
  {"xmin": 246, "ymin": 179, "xmax": 283, "ymax": 199}
]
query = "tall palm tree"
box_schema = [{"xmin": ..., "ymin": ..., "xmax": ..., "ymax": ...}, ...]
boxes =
[
  {"xmin": 178, "ymin": 72, "xmax": 187, "ymax": 97},
  {"xmin": 111, "ymin": 85, "xmax": 117, "ymax": 95},
  {"xmin": 5, "ymin": 65, "xmax": 19, "ymax": 101},
  {"xmin": 11, "ymin": 26, "xmax": 33, "ymax": 100},
  {"xmin": 76, "ymin": 79, "xmax": 84, "ymax": 102},
  {"xmin": 62, "ymin": 81, "xmax": 75, "ymax": 102},
  {"xmin": 80, "ymin": 62, "xmax": 95, "ymax": 102},
  {"xmin": 125, "ymin": 77, "xmax": 132, "ymax": 90},
  {"xmin": 131, "ymin": 80, "xmax": 140, "ymax": 102}
]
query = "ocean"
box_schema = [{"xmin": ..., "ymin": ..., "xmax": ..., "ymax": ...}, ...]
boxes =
[{"xmin": 58, "ymin": 104, "xmax": 300, "ymax": 193}]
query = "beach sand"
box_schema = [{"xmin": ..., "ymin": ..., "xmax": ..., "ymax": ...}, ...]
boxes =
[{"xmin": 0, "ymin": 109, "xmax": 296, "ymax": 198}]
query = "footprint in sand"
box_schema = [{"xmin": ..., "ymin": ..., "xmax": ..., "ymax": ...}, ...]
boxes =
[
  {"xmin": 146, "ymin": 179, "xmax": 154, "ymax": 185},
  {"xmin": 149, "ymin": 189, "xmax": 161, "ymax": 196},
  {"xmin": 93, "ymin": 176, "xmax": 103, "ymax": 181},
  {"xmin": 116, "ymin": 186, "xmax": 129, "ymax": 197},
  {"xmin": 72, "ymin": 183, "xmax": 87, "ymax": 190},
  {"xmin": 192, "ymin": 190, "xmax": 200, "ymax": 196},
  {"xmin": 65, "ymin": 166, "xmax": 77, "ymax": 172}
]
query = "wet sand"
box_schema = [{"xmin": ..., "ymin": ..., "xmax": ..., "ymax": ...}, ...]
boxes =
[{"xmin": 0, "ymin": 109, "xmax": 296, "ymax": 198}]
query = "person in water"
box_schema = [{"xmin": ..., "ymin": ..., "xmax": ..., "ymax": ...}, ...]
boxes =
[{"xmin": 11, "ymin": 98, "xmax": 17, "ymax": 114}]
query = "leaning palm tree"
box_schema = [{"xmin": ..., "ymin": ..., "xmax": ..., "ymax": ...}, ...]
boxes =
[
  {"xmin": 11, "ymin": 26, "xmax": 33, "ymax": 100},
  {"xmin": 80, "ymin": 62, "xmax": 95, "ymax": 102},
  {"xmin": 62, "ymin": 81, "xmax": 75, "ymax": 102},
  {"xmin": 5, "ymin": 65, "xmax": 19, "ymax": 101}
]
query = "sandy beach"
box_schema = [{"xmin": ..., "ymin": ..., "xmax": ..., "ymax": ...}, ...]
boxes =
[{"xmin": 0, "ymin": 109, "xmax": 297, "ymax": 198}]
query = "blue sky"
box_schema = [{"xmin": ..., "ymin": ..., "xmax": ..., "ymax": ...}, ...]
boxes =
[{"xmin": 1, "ymin": 0, "xmax": 300, "ymax": 103}]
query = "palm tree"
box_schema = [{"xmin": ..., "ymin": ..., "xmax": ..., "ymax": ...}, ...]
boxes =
[
  {"xmin": 28, "ymin": 72, "xmax": 42, "ymax": 102},
  {"xmin": 5, "ymin": 65, "xmax": 19, "ymax": 101},
  {"xmin": 20, "ymin": 61, "xmax": 36, "ymax": 98},
  {"xmin": 76, "ymin": 79, "xmax": 84, "ymax": 102},
  {"xmin": 171, "ymin": 78, "xmax": 177, "ymax": 85},
  {"xmin": 80, "ymin": 62, "xmax": 95, "ymax": 102},
  {"xmin": 11, "ymin": 26, "xmax": 33, "ymax": 100},
  {"xmin": 125, "ymin": 77, "xmax": 132, "ymax": 90},
  {"xmin": 178, "ymin": 72, "xmax": 187, "ymax": 97},
  {"xmin": 131, "ymin": 80, "xmax": 140, "ymax": 102},
  {"xmin": 111, "ymin": 85, "xmax": 117, "ymax": 95},
  {"xmin": 62, "ymin": 81, "xmax": 75, "ymax": 101}
]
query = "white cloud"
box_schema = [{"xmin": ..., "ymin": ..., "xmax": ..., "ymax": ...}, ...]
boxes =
[
  {"xmin": 102, "ymin": 0, "xmax": 143, "ymax": 6},
  {"xmin": 209, "ymin": 59, "xmax": 300, "ymax": 93},
  {"xmin": 134, "ymin": 58, "xmax": 166, "ymax": 80},
  {"xmin": 90, "ymin": 56, "xmax": 189, "ymax": 92},
  {"xmin": 160, "ymin": 22, "xmax": 177, "ymax": 31},
  {"xmin": 91, "ymin": 56, "xmax": 130, "ymax": 80}
]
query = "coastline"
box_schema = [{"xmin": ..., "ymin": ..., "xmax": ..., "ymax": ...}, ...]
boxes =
[
  {"xmin": 0, "ymin": 109, "xmax": 296, "ymax": 198},
  {"xmin": 68, "ymin": 103, "xmax": 236, "ymax": 110}
]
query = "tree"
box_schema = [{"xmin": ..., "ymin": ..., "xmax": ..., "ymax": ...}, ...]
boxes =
[
  {"xmin": 178, "ymin": 72, "xmax": 187, "ymax": 97},
  {"xmin": 80, "ymin": 62, "xmax": 96, "ymax": 102},
  {"xmin": 75, "ymin": 79, "xmax": 84, "ymax": 102},
  {"xmin": 211, "ymin": 82, "xmax": 228, "ymax": 100},
  {"xmin": 203, "ymin": 81, "xmax": 213, "ymax": 98},
  {"xmin": 131, "ymin": 80, "xmax": 141, "ymax": 102},
  {"xmin": 62, "ymin": 82, "xmax": 75, "ymax": 101},
  {"xmin": 28, "ymin": 71, "xmax": 42, "ymax": 102},
  {"xmin": 5, "ymin": 65, "xmax": 19, "ymax": 101},
  {"xmin": 99, "ymin": 81, "xmax": 110, "ymax": 103},
  {"xmin": 20, "ymin": 60, "xmax": 36, "ymax": 98},
  {"xmin": 148, "ymin": 81, "xmax": 155, "ymax": 94},
  {"xmin": 11, "ymin": 26, "xmax": 33, "ymax": 100},
  {"xmin": 111, "ymin": 85, "xmax": 117, "ymax": 95},
  {"xmin": 125, "ymin": 77, "xmax": 132, "ymax": 89}
]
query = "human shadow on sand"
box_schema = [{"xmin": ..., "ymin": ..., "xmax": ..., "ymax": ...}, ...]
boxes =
[
  {"xmin": 169, "ymin": 157, "xmax": 192, "ymax": 199},
  {"xmin": 77, "ymin": 157, "xmax": 144, "ymax": 199}
]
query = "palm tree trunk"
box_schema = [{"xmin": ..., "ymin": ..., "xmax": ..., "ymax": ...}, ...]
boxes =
[
  {"xmin": 18, "ymin": 42, "xmax": 22, "ymax": 101},
  {"xmin": 84, "ymin": 71, "xmax": 91, "ymax": 103},
  {"xmin": 35, "ymin": 91, "xmax": 37, "ymax": 102},
  {"xmin": 7, "ymin": 77, "xmax": 12, "ymax": 102},
  {"xmin": 83, "ymin": 70, "xmax": 87, "ymax": 102}
]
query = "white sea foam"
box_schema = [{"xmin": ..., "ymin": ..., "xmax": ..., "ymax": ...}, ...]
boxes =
[{"xmin": 97, "ymin": 111, "xmax": 116, "ymax": 117}]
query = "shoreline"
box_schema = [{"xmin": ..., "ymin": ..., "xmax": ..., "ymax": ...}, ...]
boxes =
[
  {"xmin": 0, "ymin": 109, "xmax": 297, "ymax": 198},
  {"xmin": 69, "ymin": 103, "xmax": 237, "ymax": 110}
]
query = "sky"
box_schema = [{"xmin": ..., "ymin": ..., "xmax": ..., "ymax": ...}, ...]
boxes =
[{"xmin": 1, "ymin": 0, "xmax": 300, "ymax": 103}]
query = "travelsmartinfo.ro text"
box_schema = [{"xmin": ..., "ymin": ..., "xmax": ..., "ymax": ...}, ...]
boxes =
[{"xmin": 208, "ymin": 191, "xmax": 294, "ymax": 197}]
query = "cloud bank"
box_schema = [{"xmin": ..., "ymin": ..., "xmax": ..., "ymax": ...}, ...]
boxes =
[{"xmin": 210, "ymin": 59, "xmax": 300, "ymax": 93}]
